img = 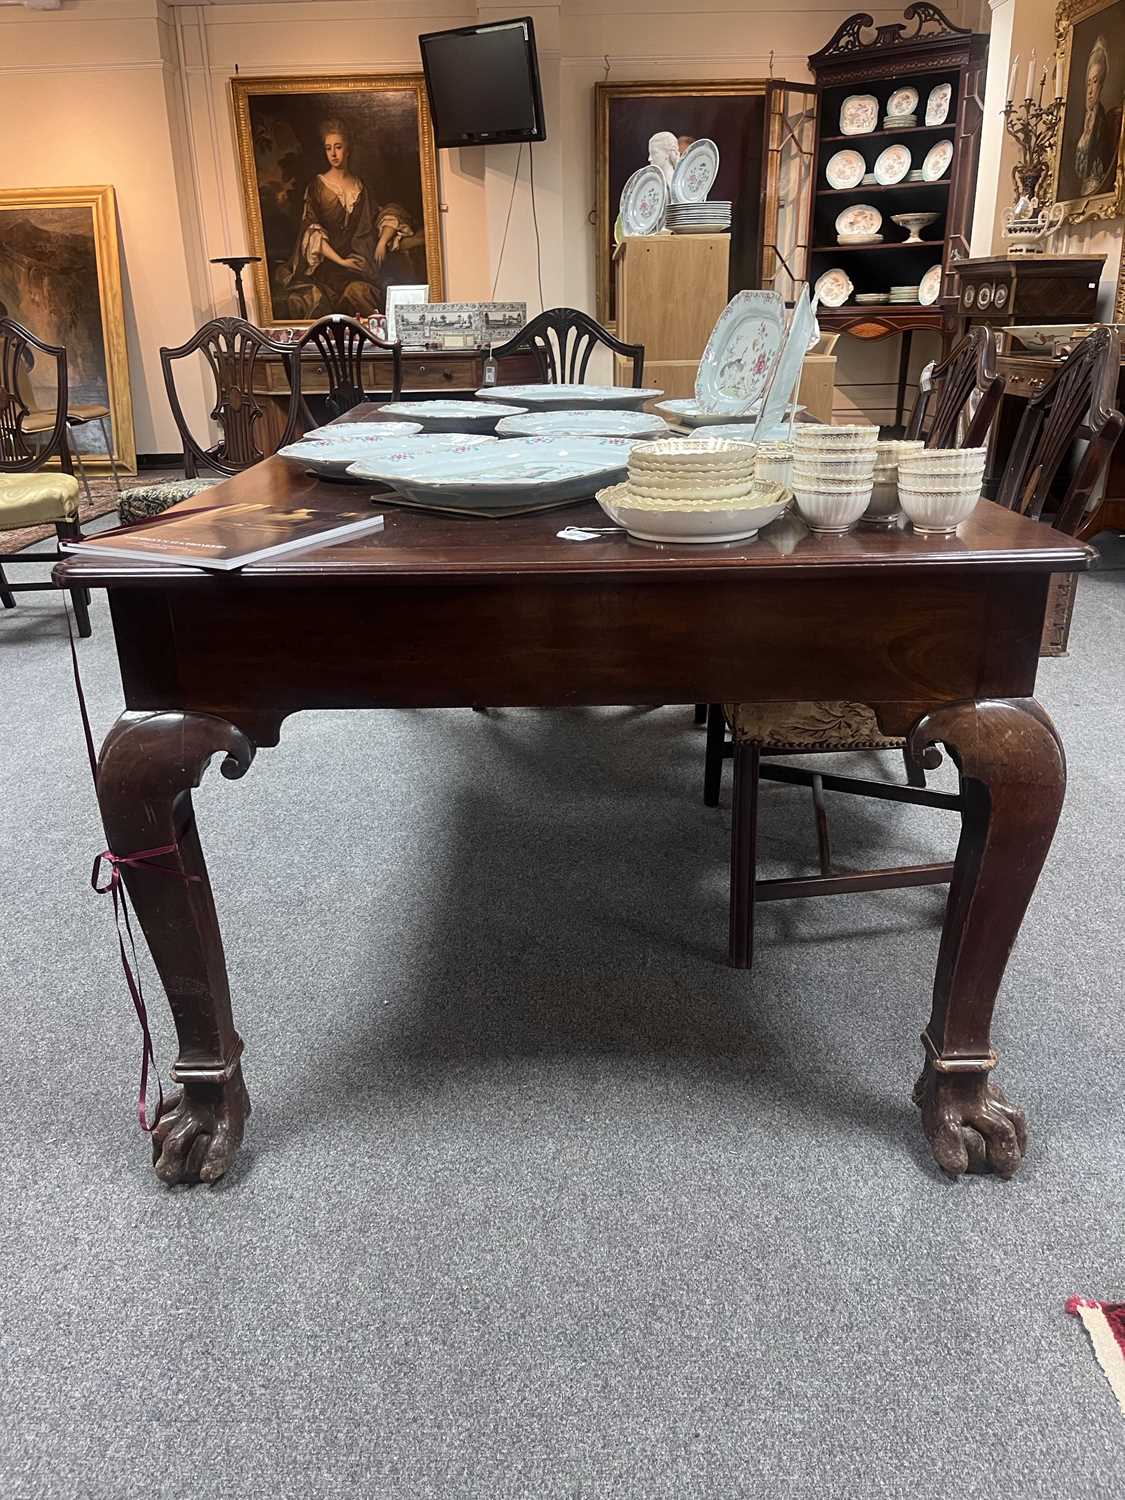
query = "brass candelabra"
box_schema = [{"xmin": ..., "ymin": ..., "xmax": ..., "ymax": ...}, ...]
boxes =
[{"xmin": 1000, "ymin": 86, "xmax": 1064, "ymax": 255}]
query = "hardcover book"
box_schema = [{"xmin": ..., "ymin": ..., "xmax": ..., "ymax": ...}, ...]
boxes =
[{"xmin": 63, "ymin": 500, "xmax": 386, "ymax": 572}]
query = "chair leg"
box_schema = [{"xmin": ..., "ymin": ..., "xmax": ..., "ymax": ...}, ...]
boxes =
[
  {"xmin": 703, "ymin": 702, "xmax": 726, "ymax": 807},
  {"xmin": 55, "ymin": 520, "xmax": 92, "ymax": 637},
  {"xmin": 729, "ymin": 741, "xmax": 760, "ymax": 969},
  {"xmin": 811, "ymin": 772, "xmax": 833, "ymax": 874},
  {"xmin": 694, "ymin": 703, "xmax": 707, "ymax": 725},
  {"xmin": 0, "ymin": 562, "xmax": 15, "ymax": 610},
  {"xmin": 70, "ymin": 441, "xmax": 94, "ymax": 504},
  {"xmin": 903, "ymin": 745, "xmax": 926, "ymax": 788},
  {"xmin": 96, "ymin": 416, "xmax": 122, "ymax": 494}
]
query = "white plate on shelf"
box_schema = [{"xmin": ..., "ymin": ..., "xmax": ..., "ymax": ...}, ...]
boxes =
[
  {"xmin": 874, "ymin": 144, "xmax": 912, "ymax": 185},
  {"xmin": 279, "ymin": 431, "xmax": 496, "ymax": 478},
  {"xmin": 886, "ymin": 85, "xmax": 919, "ymax": 119},
  {"xmin": 840, "ymin": 94, "xmax": 878, "ymax": 135},
  {"xmin": 654, "ymin": 398, "xmax": 804, "ymax": 428},
  {"xmin": 479, "ymin": 382, "xmax": 662, "ymax": 411},
  {"xmin": 926, "ymin": 83, "xmax": 952, "ymax": 126},
  {"xmin": 825, "ymin": 149, "xmax": 867, "ymax": 190},
  {"xmin": 670, "ymin": 138, "xmax": 720, "ymax": 203},
  {"xmin": 620, "ymin": 165, "xmax": 668, "ymax": 235},
  {"xmin": 814, "ymin": 268, "xmax": 854, "ymax": 308},
  {"xmin": 302, "ymin": 420, "xmax": 421, "ymax": 442},
  {"xmin": 835, "ymin": 203, "xmax": 883, "ymax": 238},
  {"xmin": 918, "ymin": 264, "xmax": 943, "ymax": 306},
  {"xmin": 695, "ymin": 290, "xmax": 786, "ymax": 415},
  {"xmin": 494, "ymin": 409, "xmax": 669, "ymax": 439},
  {"xmin": 596, "ymin": 481, "xmax": 791, "ymax": 544},
  {"xmin": 377, "ymin": 399, "xmax": 526, "ymax": 432},
  {"xmin": 922, "ymin": 139, "xmax": 954, "ymax": 181},
  {"xmin": 346, "ymin": 435, "xmax": 638, "ymax": 510}
]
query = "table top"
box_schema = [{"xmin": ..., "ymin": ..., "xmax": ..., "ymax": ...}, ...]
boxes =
[{"xmin": 57, "ymin": 404, "xmax": 1091, "ymax": 589}]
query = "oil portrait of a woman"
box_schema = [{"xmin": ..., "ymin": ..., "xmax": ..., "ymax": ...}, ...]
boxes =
[{"xmin": 233, "ymin": 78, "xmax": 440, "ymax": 325}]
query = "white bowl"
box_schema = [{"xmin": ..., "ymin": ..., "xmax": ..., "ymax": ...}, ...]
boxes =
[
  {"xmin": 793, "ymin": 424, "xmax": 879, "ymax": 454},
  {"xmin": 596, "ymin": 480, "xmax": 790, "ymax": 543},
  {"xmin": 900, "ymin": 446, "xmax": 987, "ymax": 472},
  {"xmin": 893, "ymin": 473, "xmax": 983, "ymax": 495},
  {"xmin": 875, "ymin": 439, "xmax": 925, "ymax": 464},
  {"xmin": 864, "ymin": 479, "xmax": 903, "ymax": 522},
  {"xmin": 793, "ymin": 481, "xmax": 873, "ymax": 533},
  {"xmin": 898, "ymin": 486, "xmax": 981, "ymax": 534},
  {"xmin": 791, "ymin": 453, "xmax": 876, "ymax": 478}
]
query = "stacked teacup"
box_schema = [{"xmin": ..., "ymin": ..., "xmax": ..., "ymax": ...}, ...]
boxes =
[
  {"xmin": 867, "ymin": 439, "xmax": 925, "ymax": 525},
  {"xmin": 897, "ymin": 447, "xmax": 987, "ymax": 534},
  {"xmin": 791, "ymin": 424, "xmax": 878, "ymax": 534},
  {"xmin": 753, "ymin": 440, "xmax": 794, "ymax": 489}
]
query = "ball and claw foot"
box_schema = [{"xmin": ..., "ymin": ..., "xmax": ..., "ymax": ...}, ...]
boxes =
[
  {"xmin": 913, "ymin": 1062, "xmax": 1028, "ymax": 1179},
  {"xmin": 151, "ymin": 1064, "xmax": 251, "ymax": 1185}
]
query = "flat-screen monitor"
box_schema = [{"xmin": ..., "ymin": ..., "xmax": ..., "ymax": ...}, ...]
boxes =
[{"xmin": 419, "ymin": 17, "xmax": 547, "ymax": 148}]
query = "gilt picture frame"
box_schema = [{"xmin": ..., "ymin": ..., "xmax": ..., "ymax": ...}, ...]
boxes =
[
  {"xmin": 595, "ymin": 81, "xmax": 768, "ymax": 327},
  {"xmin": 231, "ymin": 74, "xmax": 444, "ymax": 326},
  {"xmin": 0, "ymin": 184, "xmax": 135, "ymax": 472},
  {"xmin": 1052, "ymin": 0, "xmax": 1125, "ymax": 222}
]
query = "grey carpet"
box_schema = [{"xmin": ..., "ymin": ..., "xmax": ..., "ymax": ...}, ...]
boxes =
[{"xmin": 1, "ymin": 524, "xmax": 1123, "ymax": 1500}]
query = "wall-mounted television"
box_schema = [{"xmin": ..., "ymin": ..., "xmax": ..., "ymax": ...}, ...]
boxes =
[{"xmin": 419, "ymin": 17, "xmax": 547, "ymax": 148}]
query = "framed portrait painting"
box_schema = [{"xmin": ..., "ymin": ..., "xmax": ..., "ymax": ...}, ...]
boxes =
[
  {"xmin": 231, "ymin": 75, "xmax": 443, "ymax": 325},
  {"xmin": 0, "ymin": 184, "xmax": 135, "ymax": 471},
  {"xmin": 1052, "ymin": 0, "xmax": 1125, "ymax": 220},
  {"xmin": 595, "ymin": 82, "xmax": 768, "ymax": 326}
]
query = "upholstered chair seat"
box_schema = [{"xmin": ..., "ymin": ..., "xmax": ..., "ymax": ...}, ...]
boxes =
[
  {"xmin": 0, "ymin": 471, "xmax": 81, "ymax": 529},
  {"xmin": 117, "ymin": 478, "xmax": 218, "ymax": 526},
  {"xmin": 724, "ymin": 700, "xmax": 904, "ymax": 753}
]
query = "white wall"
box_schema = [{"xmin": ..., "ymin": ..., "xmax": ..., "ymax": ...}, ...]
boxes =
[{"xmin": 0, "ymin": 0, "xmax": 980, "ymax": 450}]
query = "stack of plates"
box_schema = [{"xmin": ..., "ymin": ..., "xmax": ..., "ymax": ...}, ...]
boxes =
[
  {"xmin": 907, "ymin": 169, "xmax": 924, "ymax": 182},
  {"xmin": 861, "ymin": 173, "xmax": 878, "ymax": 185},
  {"xmin": 838, "ymin": 233, "xmax": 883, "ymax": 245},
  {"xmin": 595, "ymin": 437, "xmax": 790, "ymax": 543},
  {"xmin": 889, "ymin": 285, "xmax": 920, "ymax": 303},
  {"xmin": 855, "ymin": 292, "xmax": 890, "ymax": 304},
  {"xmin": 666, "ymin": 200, "xmax": 732, "ymax": 234},
  {"xmin": 884, "ymin": 114, "xmax": 917, "ymax": 128}
]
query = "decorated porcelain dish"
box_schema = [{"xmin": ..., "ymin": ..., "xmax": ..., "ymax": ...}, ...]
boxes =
[
  {"xmin": 922, "ymin": 139, "xmax": 954, "ymax": 181},
  {"xmin": 694, "ymin": 290, "xmax": 785, "ymax": 415},
  {"xmin": 835, "ymin": 203, "xmax": 882, "ymax": 238},
  {"xmin": 346, "ymin": 435, "xmax": 637, "ymax": 511},
  {"xmin": 886, "ymin": 85, "xmax": 919, "ymax": 119},
  {"xmin": 377, "ymin": 399, "xmax": 526, "ymax": 433},
  {"xmin": 925, "ymin": 83, "xmax": 952, "ymax": 126},
  {"xmin": 494, "ymin": 409, "xmax": 669, "ymax": 439},
  {"xmin": 839, "ymin": 94, "xmax": 878, "ymax": 135},
  {"xmin": 752, "ymin": 287, "xmax": 819, "ymax": 440},
  {"xmin": 918, "ymin": 264, "xmax": 943, "ymax": 306},
  {"xmin": 596, "ymin": 480, "xmax": 791, "ymax": 544},
  {"xmin": 479, "ymin": 382, "xmax": 662, "ymax": 411},
  {"xmin": 620, "ymin": 165, "xmax": 668, "ymax": 235},
  {"xmin": 814, "ymin": 268, "xmax": 853, "ymax": 308},
  {"xmin": 874, "ymin": 144, "xmax": 911, "ymax": 185},
  {"xmin": 303, "ymin": 420, "xmax": 421, "ymax": 442},
  {"xmin": 654, "ymin": 398, "xmax": 804, "ymax": 428},
  {"xmin": 825, "ymin": 149, "xmax": 867, "ymax": 190},
  {"xmin": 279, "ymin": 431, "xmax": 496, "ymax": 478},
  {"xmin": 670, "ymin": 138, "xmax": 720, "ymax": 203}
]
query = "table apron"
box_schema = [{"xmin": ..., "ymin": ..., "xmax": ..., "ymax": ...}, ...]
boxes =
[{"xmin": 110, "ymin": 571, "xmax": 1048, "ymax": 731}]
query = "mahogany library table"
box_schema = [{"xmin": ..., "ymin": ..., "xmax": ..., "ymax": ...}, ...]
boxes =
[{"xmin": 55, "ymin": 406, "xmax": 1091, "ymax": 1186}]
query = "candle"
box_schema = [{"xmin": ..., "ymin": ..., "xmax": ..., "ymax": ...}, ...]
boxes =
[
  {"xmin": 1026, "ymin": 50, "xmax": 1036, "ymax": 99},
  {"xmin": 1007, "ymin": 53, "xmax": 1019, "ymax": 102},
  {"xmin": 1038, "ymin": 68, "xmax": 1046, "ymax": 105}
]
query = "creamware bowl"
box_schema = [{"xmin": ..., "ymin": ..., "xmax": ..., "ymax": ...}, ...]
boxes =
[{"xmin": 898, "ymin": 485, "xmax": 981, "ymax": 534}]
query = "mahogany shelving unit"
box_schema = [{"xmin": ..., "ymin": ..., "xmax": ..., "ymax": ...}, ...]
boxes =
[{"xmin": 803, "ymin": 5, "xmax": 988, "ymax": 430}]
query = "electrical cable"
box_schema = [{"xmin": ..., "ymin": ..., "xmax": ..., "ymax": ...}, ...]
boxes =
[
  {"xmin": 490, "ymin": 142, "xmax": 524, "ymax": 301},
  {"xmin": 528, "ymin": 143, "xmax": 545, "ymax": 313}
]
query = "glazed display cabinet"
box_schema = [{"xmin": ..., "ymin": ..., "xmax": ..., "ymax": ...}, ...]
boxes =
[{"xmin": 785, "ymin": 5, "xmax": 988, "ymax": 428}]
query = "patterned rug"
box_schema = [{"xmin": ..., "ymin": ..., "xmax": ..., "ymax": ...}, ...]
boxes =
[
  {"xmin": 2, "ymin": 469, "xmax": 182, "ymax": 553},
  {"xmin": 1068, "ymin": 1298, "xmax": 1125, "ymax": 1416}
]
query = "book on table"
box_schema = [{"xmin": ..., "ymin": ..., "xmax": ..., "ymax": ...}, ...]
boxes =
[{"xmin": 62, "ymin": 499, "xmax": 387, "ymax": 571}]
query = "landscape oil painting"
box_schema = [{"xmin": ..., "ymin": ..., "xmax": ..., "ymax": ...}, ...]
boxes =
[
  {"xmin": 232, "ymin": 75, "xmax": 443, "ymax": 325},
  {"xmin": 0, "ymin": 185, "xmax": 134, "ymax": 470}
]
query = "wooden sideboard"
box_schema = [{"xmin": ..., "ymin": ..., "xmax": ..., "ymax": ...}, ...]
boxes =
[
  {"xmin": 253, "ymin": 347, "xmax": 542, "ymax": 447},
  {"xmin": 949, "ymin": 256, "xmax": 1104, "ymax": 342}
]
